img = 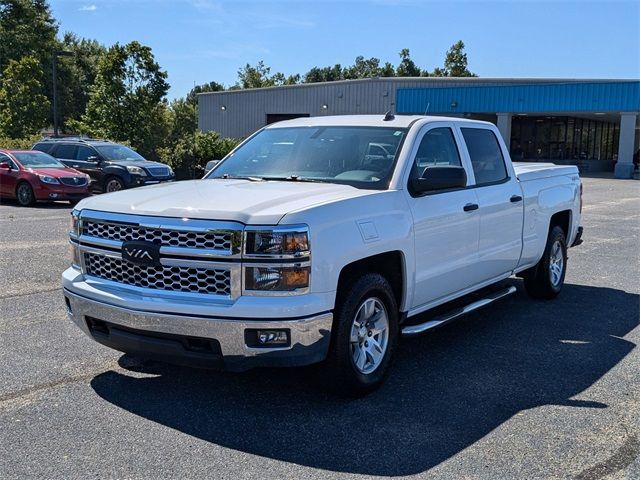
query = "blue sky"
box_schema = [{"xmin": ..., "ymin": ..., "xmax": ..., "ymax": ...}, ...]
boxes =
[{"xmin": 50, "ymin": 0, "xmax": 640, "ymax": 100}]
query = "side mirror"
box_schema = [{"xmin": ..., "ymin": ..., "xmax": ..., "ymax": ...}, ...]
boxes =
[
  {"xmin": 411, "ymin": 165, "xmax": 467, "ymax": 194},
  {"xmin": 0, "ymin": 161, "xmax": 11, "ymax": 170},
  {"xmin": 87, "ymin": 155, "xmax": 99, "ymax": 162},
  {"xmin": 204, "ymin": 160, "xmax": 220, "ymax": 175}
]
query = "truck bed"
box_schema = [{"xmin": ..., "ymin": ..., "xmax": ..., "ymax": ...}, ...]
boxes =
[{"xmin": 513, "ymin": 162, "xmax": 579, "ymax": 182}]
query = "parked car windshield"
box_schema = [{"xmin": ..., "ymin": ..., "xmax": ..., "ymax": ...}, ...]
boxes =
[
  {"xmin": 207, "ymin": 126, "xmax": 407, "ymax": 189},
  {"xmin": 95, "ymin": 145, "xmax": 146, "ymax": 162},
  {"xmin": 13, "ymin": 151, "xmax": 66, "ymax": 168}
]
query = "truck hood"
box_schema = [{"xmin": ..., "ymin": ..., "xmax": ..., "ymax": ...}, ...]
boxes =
[{"xmin": 76, "ymin": 179, "xmax": 373, "ymax": 224}]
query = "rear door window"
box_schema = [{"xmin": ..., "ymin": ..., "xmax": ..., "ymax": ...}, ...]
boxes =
[
  {"xmin": 32, "ymin": 143, "xmax": 53, "ymax": 154},
  {"xmin": 76, "ymin": 146, "xmax": 96, "ymax": 161},
  {"xmin": 54, "ymin": 144, "xmax": 77, "ymax": 160},
  {"xmin": 460, "ymin": 128, "xmax": 508, "ymax": 186}
]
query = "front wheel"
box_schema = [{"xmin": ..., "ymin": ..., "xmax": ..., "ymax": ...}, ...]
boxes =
[
  {"xmin": 104, "ymin": 176, "xmax": 124, "ymax": 193},
  {"xmin": 16, "ymin": 182, "xmax": 36, "ymax": 207},
  {"xmin": 324, "ymin": 273, "xmax": 399, "ymax": 396},
  {"xmin": 523, "ymin": 225, "xmax": 567, "ymax": 299}
]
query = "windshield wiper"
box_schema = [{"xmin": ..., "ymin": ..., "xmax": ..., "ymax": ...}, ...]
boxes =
[
  {"xmin": 214, "ymin": 174, "xmax": 263, "ymax": 182},
  {"xmin": 261, "ymin": 175, "xmax": 319, "ymax": 183}
]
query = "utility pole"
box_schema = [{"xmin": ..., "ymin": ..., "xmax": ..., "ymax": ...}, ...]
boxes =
[{"xmin": 52, "ymin": 51, "xmax": 73, "ymax": 137}]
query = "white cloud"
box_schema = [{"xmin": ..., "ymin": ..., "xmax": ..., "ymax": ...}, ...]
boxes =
[{"xmin": 79, "ymin": 4, "xmax": 97, "ymax": 12}]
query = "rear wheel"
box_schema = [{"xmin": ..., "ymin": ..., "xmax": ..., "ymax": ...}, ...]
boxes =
[
  {"xmin": 523, "ymin": 225, "xmax": 567, "ymax": 299},
  {"xmin": 16, "ymin": 182, "xmax": 35, "ymax": 207},
  {"xmin": 104, "ymin": 176, "xmax": 124, "ymax": 193},
  {"xmin": 324, "ymin": 273, "xmax": 399, "ymax": 396}
]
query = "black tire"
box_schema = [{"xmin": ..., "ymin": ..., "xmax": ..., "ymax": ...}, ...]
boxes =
[
  {"xmin": 15, "ymin": 182, "xmax": 36, "ymax": 207},
  {"xmin": 324, "ymin": 273, "xmax": 399, "ymax": 396},
  {"xmin": 103, "ymin": 176, "xmax": 124, "ymax": 193},
  {"xmin": 523, "ymin": 225, "xmax": 567, "ymax": 299}
]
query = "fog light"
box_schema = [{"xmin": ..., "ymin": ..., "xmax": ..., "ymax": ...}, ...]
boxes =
[
  {"xmin": 49, "ymin": 193, "xmax": 59, "ymax": 198},
  {"xmin": 245, "ymin": 329, "xmax": 289, "ymax": 348}
]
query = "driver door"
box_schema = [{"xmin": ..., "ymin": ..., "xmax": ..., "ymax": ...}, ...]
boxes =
[
  {"xmin": 0, "ymin": 153, "xmax": 19, "ymax": 196},
  {"xmin": 406, "ymin": 123, "xmax": 481, "ymax": 311}
]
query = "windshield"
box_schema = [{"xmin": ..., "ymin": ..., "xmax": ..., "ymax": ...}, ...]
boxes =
[
  {"xmin": 95, "ymin": 145, "xmax": 146, "ymax": 161},
  {"xmin": 207, "ymin": 126, "xmax": 407, "ymax": 189},
  {"xmin": 13, "ymin": 151, "xmax": 65, "ymax": 168}
]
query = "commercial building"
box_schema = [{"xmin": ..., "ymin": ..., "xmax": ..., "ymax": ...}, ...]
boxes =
[{"xmin": 198, "ymin": 78, "xmax": 640, "ymax": 178}]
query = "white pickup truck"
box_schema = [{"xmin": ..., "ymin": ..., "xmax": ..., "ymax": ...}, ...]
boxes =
[{"xmin": 63, "ymin": 114, "xmax": 583, "ymax": 394}]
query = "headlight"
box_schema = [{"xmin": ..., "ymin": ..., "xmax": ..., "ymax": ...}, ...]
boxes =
[
  {"xmin": 126, "ymin": 166, "xmax": 147, "ymax": 176},
  {"xmin": 38, "ymin": 174, "xmax": 60, "ymax": 184},
  {"xmin": 69, "ymin": 241, "xmax": 80, "ymax": 268},
  {"xmin": 244, "ymin": 227, "xmax": 309, "ymax": 257},
  {"xmin": 69, "ymin": 210, "xmax": 80, "ymax": 238},
  {"xmin": 245, "ymin": 265, "xmax": 310, "ymax": 293}
]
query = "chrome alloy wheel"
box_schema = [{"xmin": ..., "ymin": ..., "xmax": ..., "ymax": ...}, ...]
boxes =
[
  {"xmin": 549, "ymin": 240, "xmax": 564, "ymax": 287},
  {"xmin": 105, "ymin": 179, "xmax": 123, "ymax": 192},
  {"xmin": 350, "ymin": 297, "xmax": 389, "ymax": 374}
]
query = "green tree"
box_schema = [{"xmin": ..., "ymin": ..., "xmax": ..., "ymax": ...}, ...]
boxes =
[
  {"xmin": 304, "ymin": 64, "xmax": 343, "ymax": 83},
  {"xmin": 167, "ymin": 97, "xmax": 197, "ymax": 143},
  {"xmin": 343, "ymin": 56, "xmax": 383, "ymax": 79},
  {"xmin": 56, "ymin": 32, "xmax": 106, "ymax": 129},
  {"xmin": 440, "ymin": 41, "xmax": 476, "ymax": 77},
  {"xmin": 80, "ymin": 41, "xmax": 169, "ymax": 157},
  {"xmin": 186, "ymin": 81, "xmax": 224, "ymax": 105},
  {"xmin": 396, "ymin": 48, "xmax": 423, "ymax": 77},
  {"xmin": 0, "ymin": 0, "xmax": 57, "ymax": 74},
  {"xmin": 0, "ymin": 56, "xmax": 50, "ymax": 137},
  {"xmin": 237, "ymin": 61, "xmax": 275, "ymax": 88}
]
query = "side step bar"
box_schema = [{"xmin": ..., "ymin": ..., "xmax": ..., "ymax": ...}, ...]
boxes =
[{"xmin": 401, "ymin": 286, "xmax": 517, "ymax": 337}]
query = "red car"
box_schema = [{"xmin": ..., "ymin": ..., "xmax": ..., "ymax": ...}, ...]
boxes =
[{"xmin": 0, "ymin": 150, "xmax": 90, "ymax": 206}]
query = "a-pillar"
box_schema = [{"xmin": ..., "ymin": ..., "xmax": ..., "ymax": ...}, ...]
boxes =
[
  {"xmin": 614, "ymin": 112, "xmax": 638, "ymax": 179},
  {"xmin": 496, "ymin": 113, "xmax": 513, "ymax": 147}
]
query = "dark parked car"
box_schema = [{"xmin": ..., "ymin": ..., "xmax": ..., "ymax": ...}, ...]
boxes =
[
  {"xmin": 32, "ymin": 138, "xmax": 175, "ymax": 193},
  {"xmin": 0, "ymin": 150, "xmax": 90, "ymax": 206}
]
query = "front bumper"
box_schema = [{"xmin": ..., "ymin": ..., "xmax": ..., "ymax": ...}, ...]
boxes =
[
  {"xmin": 130, "ymin": 175, "xmax": 175, "ymax": 187},
  {"xmin": 63, "ymin": 288, "xmax": 333, "ymax": 371},
  {"xmin": 34, "ymin": 182, "xmax": 90, "ymax": 201}
]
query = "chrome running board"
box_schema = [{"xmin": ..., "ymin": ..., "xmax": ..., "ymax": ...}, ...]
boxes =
[{"xmin": 401, "ymin": 286, "xmax": 517, "ymax": 337}]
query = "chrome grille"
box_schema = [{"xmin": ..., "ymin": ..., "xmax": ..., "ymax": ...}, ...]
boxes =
[
  {"xmin": 60, "ymin": 177, "xmax": 88, "ymax": 186},
  {"xmin": 147, "ymin": 166, "xmax": 171, "ymax": 177},
  {"xmin": 83, "ymin": 221, "xmax": 233, "ymax": 251},
  {"xmin": 84, "ymin": 253, "xmax": 231, "ymax": 296}
]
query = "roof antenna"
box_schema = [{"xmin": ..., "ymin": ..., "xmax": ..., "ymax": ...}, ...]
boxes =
[
  {"xmin": 423, "ymin": 102, "xmax": 430, "ymax": 115},
  {"xmin": 383, "ymin": 110, "xmax": 395, "ymax": 121}
]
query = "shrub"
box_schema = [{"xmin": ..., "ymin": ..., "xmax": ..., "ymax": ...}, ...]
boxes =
[
  {"xmin": 158, "ymin": 131, "xmax": 240, "ymax": 179},
  {"xmin": 0, "ymin": 134, "xmax": 42, "ymax": 150}
]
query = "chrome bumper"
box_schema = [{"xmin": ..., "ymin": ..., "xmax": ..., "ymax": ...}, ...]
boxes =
[{"xmin": 64, "ymin": 289, "xmax": 333, "ymax": 371}]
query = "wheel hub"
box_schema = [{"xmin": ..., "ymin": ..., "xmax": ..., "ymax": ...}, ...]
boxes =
[{"xmin": 350, "ymin": 297, "xmax": 389, "ymax": 375}]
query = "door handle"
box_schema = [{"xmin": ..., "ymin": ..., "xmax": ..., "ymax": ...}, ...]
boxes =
[
  {"xmin": 463, "ymin": 203, "xmax": 479, "ymax": 212},
  {"xmin": 510, "ymin": 195, "xmax": 523, "ymax": 203}
]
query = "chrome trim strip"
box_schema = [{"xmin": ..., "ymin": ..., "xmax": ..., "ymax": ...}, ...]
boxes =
[{"xmin": 401, "ymin": 286, "xmax": 517, "ymax": 337}]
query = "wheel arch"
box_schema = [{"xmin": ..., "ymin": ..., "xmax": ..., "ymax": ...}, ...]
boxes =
[
  {"xmin": 335, "ymin": 251, "xmax": 407, "ymax": 313},
  {"xmin": 549, "ymin": 209, "xmax": 572, "ymax": 239}
]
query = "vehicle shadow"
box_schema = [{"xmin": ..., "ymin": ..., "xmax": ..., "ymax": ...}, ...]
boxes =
[{"xmin": 90, "ymin": 282, "xmax": 638, "ymax": 476}]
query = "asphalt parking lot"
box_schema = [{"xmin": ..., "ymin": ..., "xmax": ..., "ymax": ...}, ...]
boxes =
[{"xmin": 0, "ymin": 176, "xmax": 638, "ymax": 479}]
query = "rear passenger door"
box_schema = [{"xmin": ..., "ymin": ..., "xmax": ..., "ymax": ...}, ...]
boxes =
[
  {"xmin": 51, "ymin": 144, "xmax": 78, "ymax": 168},
  {"xmin": 458, "ymin": 126, "xmax": 524, "ymax": 281},
  {"xmin": 406, "ymin": 123, "xmax": 481, "ymax": 310}
]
